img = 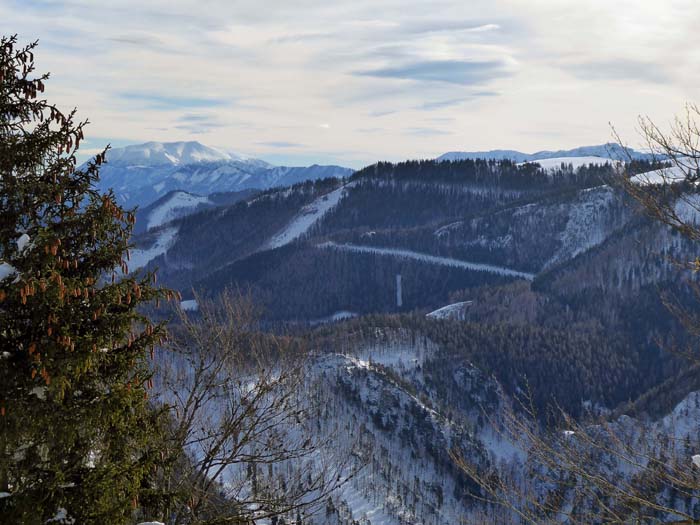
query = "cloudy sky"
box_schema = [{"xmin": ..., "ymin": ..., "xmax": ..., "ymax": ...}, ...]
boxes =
[{"xmin": 3, "ymin": 0, "xmax": 699, "ymax": 167}]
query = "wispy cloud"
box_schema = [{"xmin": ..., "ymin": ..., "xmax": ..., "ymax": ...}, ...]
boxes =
[
  {"xmin": 405, "ymin": 127, "xmax": 452, "ymax": 136},
  {"xmin": 257, "ymin": 141, "xmax": 305, "ymax": 148},
  {"xmin": 118, "ymin": 92, "xmax": 229, "ymax": 110},
  {"xmin": 563, "ymin": 59, "xmax": 669, "ymax": 84},
  {"xmin": 355, "ymin": 59, "xmax": 511, "ymax": 85}
]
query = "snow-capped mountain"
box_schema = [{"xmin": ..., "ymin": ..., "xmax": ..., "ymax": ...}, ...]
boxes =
[
  {"xmin": 94, "ymin": 141, "xmax": 354, "ymax": 208},
  {"xmin": 102, "ymin": 141, "xmax": 254, "ymax": 166},
  {"xmin": 437, "ymin": 142, "xmax": 654, "ymax": 163}
]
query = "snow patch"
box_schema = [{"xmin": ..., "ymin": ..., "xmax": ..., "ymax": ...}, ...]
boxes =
[
  {"xmin": 180, "ymin": 299, "xmax": 199, "ymax": 311},
  {"xmin": 16, "ymin": 233, "xmax": 30, "ymax": 254},
  {"xmin": 427, "ymin": 301, "xmax": 473, "ymax": 320},
  {"xmin": 47, "ymin": 508, "xmax": 75, "ymax": 524},
  {"xmin": 0, "ymin": 262, "xmax": 18, "ymax": 282}
]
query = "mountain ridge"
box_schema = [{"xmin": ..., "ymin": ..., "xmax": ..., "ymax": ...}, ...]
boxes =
[
  {"xmin": 437, "ymin": 142, "xmax": 655, "ymax": 163},
  {"xmin": 93, "ymin": 141, "xmax": 354, "ymax": 208}
]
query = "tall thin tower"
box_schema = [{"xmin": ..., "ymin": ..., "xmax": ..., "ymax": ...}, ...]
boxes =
[{"xmin": 396, "ymin": 274, "xmax": 403, "ymax": 308}]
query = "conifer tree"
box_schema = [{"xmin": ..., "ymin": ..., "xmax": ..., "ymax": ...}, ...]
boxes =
[{"xmin": 0, "ymin": 35, "xmax": 169, "ymax": 524}]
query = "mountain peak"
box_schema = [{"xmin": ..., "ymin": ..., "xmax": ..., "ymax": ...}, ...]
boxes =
[{"xmin": 105, "ymin": 141, "xmax": 246, "ymax": 167}]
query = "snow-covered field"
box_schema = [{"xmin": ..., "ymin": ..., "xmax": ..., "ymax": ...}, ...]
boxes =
[
  {"xmin": 267, "ymin": 185, "xmax": 348, "ymax": 249},
  {"xmin": 318, "ymin": 242, "xmax": 535, "ymax": 280}
]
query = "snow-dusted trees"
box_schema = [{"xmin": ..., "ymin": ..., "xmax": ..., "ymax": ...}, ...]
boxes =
[
  {"xmin": 454, "ymin": 106, "xmax": 700, "ymax": 523},
  {"xmin": 0, "ymin": 35, "xmax": 168, "ymax": 523},
  {"xmin": 454, "ymin": 394, "xmax": 700, "ymax": 523},
  {"xmin": 147, "ymin": 291, "xmax": 353, "ymax": 524},
  {"xmin": 616, "ymin": 104, "xmax": 700, "ymax": 351}
]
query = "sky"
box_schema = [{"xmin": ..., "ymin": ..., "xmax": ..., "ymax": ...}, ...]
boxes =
[{"xmin": 2, "ymin": 0, "xmax": 699, "ymax": 168}]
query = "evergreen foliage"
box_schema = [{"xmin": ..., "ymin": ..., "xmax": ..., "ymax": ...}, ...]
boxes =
[{"xmin": 0, "ymin": 36, "xmax": 168, "ymax": 524}]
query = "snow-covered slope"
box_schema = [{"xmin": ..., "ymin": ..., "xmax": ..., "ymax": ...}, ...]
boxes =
[
  {"xmin": 433, "ymin": 184, "xmax": 632, "ymax": 273},
  {"xmin": 631, "ymin": 164, "xmax": 689, "ymax": 185},
  {"xmin": 95, "ymin": 141, "xmax": 354, "ymax": 208},
  {"xmin": 128, "ymin": 227, "xmax": 178, "ymax": 271},
  {"xmin": 267, "ymin": 185, "xmax": 349, "ymax": 249},
  {"xmin": 144, "ymin": 191, "xmax": 211, "ymax": 230}
]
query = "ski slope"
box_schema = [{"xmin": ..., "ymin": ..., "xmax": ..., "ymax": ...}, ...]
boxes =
[
  {"xmin": 319, "ymin": 242, "xmax": 535, "ymax": 280},
  {"xmin": 267, "ymin": 185, "xmax": 347, "ymax": 249}
]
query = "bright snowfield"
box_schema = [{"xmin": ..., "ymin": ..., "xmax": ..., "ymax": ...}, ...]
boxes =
[
  {"xmin": 518, "ymin": 156, "xmax": 615, "ymax": 171},
  {"xmin": 427, "ymin": 301, "xmax": 473, "ymax": 320},
  {"xmin": 146, "ymin": 191, "xmax": 211, "ymax": 230},
  {"xmin": 267, "ymin": 185, "xmax": 349, "ymax": 249},
  {"xmin": 128, "ymin": 227, "xmax": 178, "ymax": 271},
  {"xmin": 318, "ymin": 242, "xmax": 535, "ymax": 280}
]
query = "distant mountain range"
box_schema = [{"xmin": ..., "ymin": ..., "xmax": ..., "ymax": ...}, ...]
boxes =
[
  {"xmin": 94, "ymin": 141, "xmax": 354, "ymax": 208},
  {"xmin": 437, "ymin": 143, "xmax": 655, "ymax": 163}
]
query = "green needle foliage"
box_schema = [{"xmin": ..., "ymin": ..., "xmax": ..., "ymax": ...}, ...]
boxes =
[{"xmin": 0, "ymin": 35, "xmax": 171, "ymax": 524}]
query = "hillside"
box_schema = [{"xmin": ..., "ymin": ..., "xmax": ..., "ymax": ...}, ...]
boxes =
[{"xmin": 124, "ymin": 155, "xmax": 700, "ymax": 522}]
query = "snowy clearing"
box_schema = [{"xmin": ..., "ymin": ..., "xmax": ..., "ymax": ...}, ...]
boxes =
[
  {"xmin": 147, "ymin": 191, "xmax": 211, "ymax": 230},
  {"xmin": 267, "ymin": 185, "xmax": 347, "ymax": 249},
  {"xmin": 319, "ymin": 242, "xmax": 535, "ymax": 280}
]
